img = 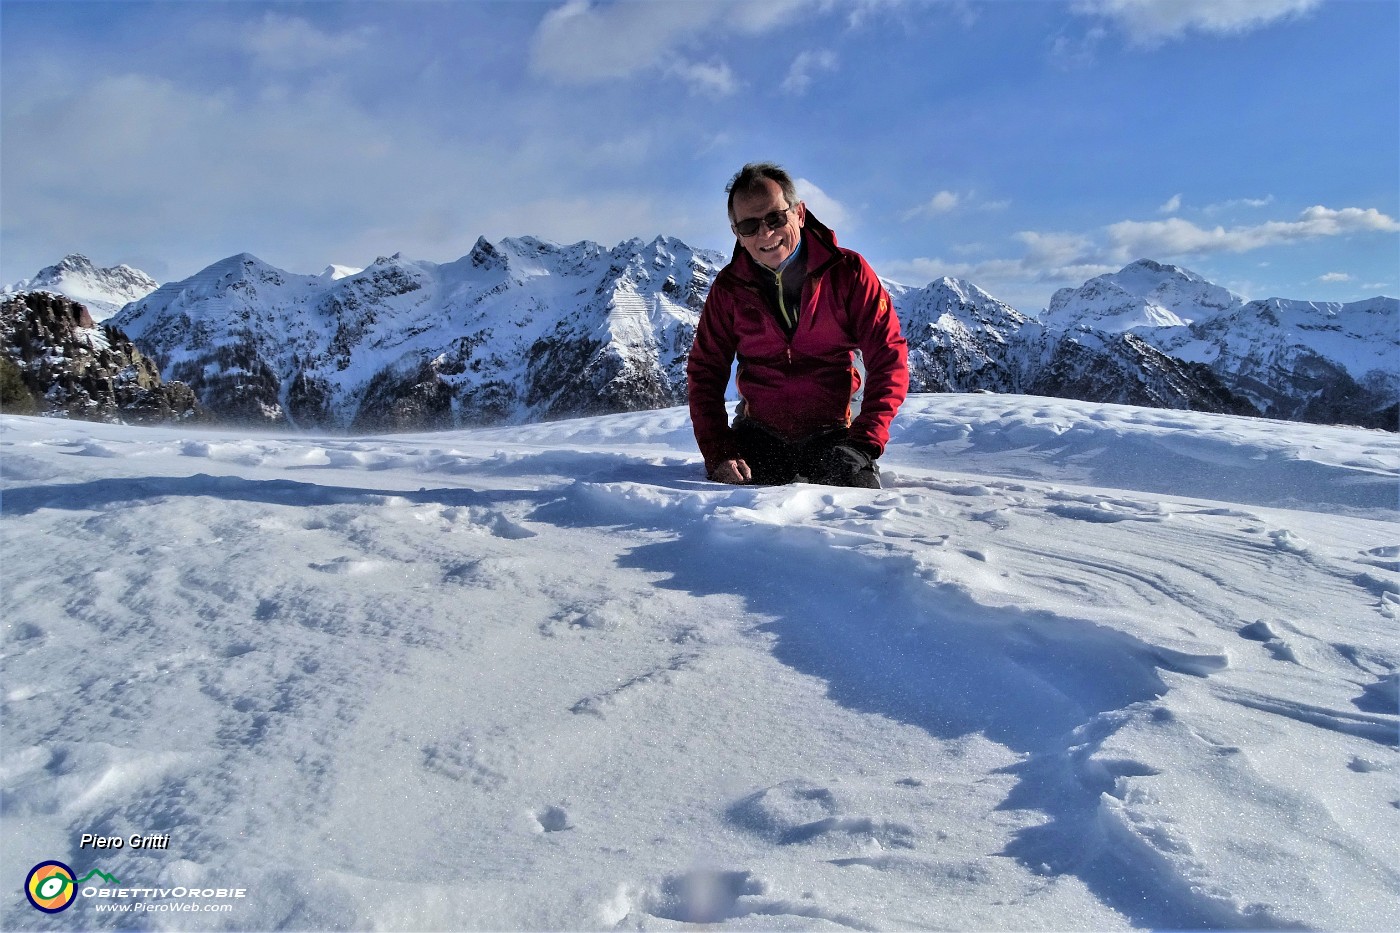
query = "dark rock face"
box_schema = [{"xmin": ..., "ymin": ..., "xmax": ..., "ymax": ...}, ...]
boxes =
[
  {"xmin": 1026, "ymin": 331, "xmax": 1257, "ymax": 416},
  {"xmin": 1, "ymin": 291, "xmax": 201, "ymax": 424}
]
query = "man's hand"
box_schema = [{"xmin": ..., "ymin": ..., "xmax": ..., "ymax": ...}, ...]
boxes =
[{"xmin": 710, "ymin": 458, "xmax": 753, "ymax": 484}]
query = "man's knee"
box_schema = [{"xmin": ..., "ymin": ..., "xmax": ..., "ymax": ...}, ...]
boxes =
[
  {"xmin": 734, "ymin": 420, "xmax": 799, "ymax": 485},
  {"xmin": 804, "ymin": 442, "xmax": 881, "ymax": 488}
]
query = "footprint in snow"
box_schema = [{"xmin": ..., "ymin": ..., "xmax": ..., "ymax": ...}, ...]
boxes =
[
  {"xmin": 728, "ymin": 779, "xmax": 916, "ymax": 851},
  {"xmin": 531, "ymin": 805, "xmax": 573, "ymax": 833}
]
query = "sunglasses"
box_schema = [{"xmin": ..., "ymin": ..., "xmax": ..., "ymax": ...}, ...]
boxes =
[{"xmin": 732, "ymin": 205, "xmax": 796, "ymax": 238}]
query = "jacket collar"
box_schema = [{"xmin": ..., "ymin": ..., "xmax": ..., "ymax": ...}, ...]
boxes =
[{"xmin": 728, "ymin": 210, "xmax": 841, "ymax": 284}]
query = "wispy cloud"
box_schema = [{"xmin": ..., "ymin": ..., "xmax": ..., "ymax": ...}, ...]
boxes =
[
  {"xmin": 668, "ymin": 60, "xmax": 739, "ymax": 97},
  {"xmin": 528, "ymin": 0, "xmax": 806, "ymax": 86},
  {"xmin": 239, "ymin": 12, "xmax": 373, "ymax": 70},
  {"xmin": 1158, "ymin": 194, "xmax": 1182, "ymax": 214},
  {"xmin": 1318, "ymin": 272, "xmax": 1351, "ymax": 283},
  {"xmin": 1048, "ymin": 25, "xmax": 1108, "ymax": 69},
  {"xmin": 883, "ymin": 203, "xmax": 1399, "ymax": 306},
  {"xmin": 1073, "ymin": 0, "xmax": 1322, "ymax": 46},
  {"xmin": 904, "ymin": 191, "xmax": 959, "ymax": 219},
  {"xmin": 1203, "ymin": 195, "xmax": 1274, "ymax": 214},
  {"xmin": 782, "ymin": 50, "xmax": 838, "ymax": 95},
  {"xmin": 903, "ymin": 190, "xmax": 1010, "ymax": 221},
  {"xmin": 796, "ymin": 178, "xmax": 854, "ymax": 231},
  {"xmin": 1105, "ymin": 206, "xmax": 1400, "ymax": 260}
]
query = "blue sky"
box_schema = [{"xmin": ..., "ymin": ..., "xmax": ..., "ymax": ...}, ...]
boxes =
[{"xmin": 2, "ymin": 0, "xmax": 1396, "ymax": 311}]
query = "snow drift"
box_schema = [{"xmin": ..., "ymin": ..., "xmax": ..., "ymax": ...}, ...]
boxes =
[{"xmin": 2, "ymin": 394, "xmax": 1397, "ymax": 930}]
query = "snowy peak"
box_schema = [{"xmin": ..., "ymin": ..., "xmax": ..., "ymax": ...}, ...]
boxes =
[
  {"xmin": 1185, "ymin": 294, "xmax": 1400, "ymax": 383},
  {"xmin": 110, "ymin": 238, "xmax": 727, "ymax": 431},
  {"xmin": 3, "ymin": 253, "xmax": 159, "ymax": 322},
  {"xmin": 897, "ymin": 276, "xmax": 1032, "ymax": 345},
  {"xmin": 1046, "ymin": 259, "xmax": 1243, "ymax": 331}
]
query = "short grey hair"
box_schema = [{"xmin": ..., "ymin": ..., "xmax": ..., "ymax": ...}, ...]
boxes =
[{"xmin": 726, "ymin": 162, "xmax": 799, "ymax": 221}]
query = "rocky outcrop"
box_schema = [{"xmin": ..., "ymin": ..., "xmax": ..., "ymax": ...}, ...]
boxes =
[
  {"xmin": 1027, "ymin": 330, "xmax": 1257, "ymax": 416},
  {"xmin": 0, "ymin": 291, "xmax": 201, "ymax": 424}
]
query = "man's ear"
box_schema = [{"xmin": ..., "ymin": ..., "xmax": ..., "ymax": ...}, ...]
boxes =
[{"xmin": 796, "ymin": 201, "xmax": 807, "ymax": 227}]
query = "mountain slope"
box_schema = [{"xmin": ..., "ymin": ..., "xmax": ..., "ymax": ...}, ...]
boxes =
[
  {"xmin": 2, "ymin": 254, "xmax": 158, "ymax": 322},
  {"xmin": 1047, "ymin": 261, "xmax": 1399, "ymax": 428},
  {"xmin": 113, "ymin": 238, "xmax": 724, "ymax": 430},
  {"xmin": 93, "ymin": 247, "xmax": 1400, "ymax": 432}
]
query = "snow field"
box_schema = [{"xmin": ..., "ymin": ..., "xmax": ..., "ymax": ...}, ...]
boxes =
[{"xmin": 2, "ymin": 394, "xmax": 1397, "ymax": 931}]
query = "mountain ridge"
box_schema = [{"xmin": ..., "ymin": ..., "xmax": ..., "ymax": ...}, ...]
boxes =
[
  {"xmin": 7, "ymin": 244, "xmax": 1395, "ymax": 431},
  {"xmin": 2, "ymin": 254, "xmax": 159, "ymax": 322}
]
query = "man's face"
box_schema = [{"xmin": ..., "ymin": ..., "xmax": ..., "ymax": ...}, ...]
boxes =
[{"xmin": 731, "ymin": 178, "xmax": 805, "ymax": 270}]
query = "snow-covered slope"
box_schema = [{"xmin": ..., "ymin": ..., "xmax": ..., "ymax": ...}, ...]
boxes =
[
  {"xmin": 2, "ymin": 254, "xmax": 158, "ymax": 322},
  {"xmin": 893, "ymin": 273, "xmax": 1254, "ymax": 416},
  {"xmin": 2, "ymin": 396, "xmax": 1396, "ymax": 931},
  {"xmin": 1044, "ymin": 259, "xmax": 1243, "ymax": 332},
  {"xmin": 890, "ymin": 276, "xmax": 1034, "ymax": 394},
  {"xmin": 1043, "ymin": 260, "xmax": 1398, "ymax": 427},
  {"xmin": 112, "ymin": 238, "xmax": 723, "ymax": 430},
  {"xmin": 49, "ymin": 245, "xmax": 1391, "ymax": 432}
]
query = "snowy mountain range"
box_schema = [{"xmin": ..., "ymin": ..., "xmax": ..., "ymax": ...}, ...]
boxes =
[
  {"xmin": 103, "ymin": 237, "xmax": 717, "ymax": 431},
  {"xmin": 0, "ymin": 254, "xmax": 158, "ymax": 322},
  {"xmin": 7, "ymin": 248, "xmax": 1396, "ymax": 431},
  {"xmin": 893, "ymin": 260, "xmax": 1396, "ymax": 428}
]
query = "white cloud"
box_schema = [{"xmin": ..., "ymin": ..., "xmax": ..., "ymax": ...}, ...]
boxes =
[
  {"xmin": 880, "ymin": 253, "xmax": 1118, "ymax": 309},
  {"xmin": 1106, "ymin": 206, "xmax": 1400, "ymax": 261},
  {"xmin": 781, "ymin": 50, "xmax": 838, "ymax": 95},
  {"xmin": 1, "ymin": 68, "xmax": 693, "ymax": 280},
  {"xmin": 1318, "ymin": 272, "xmax": 1352, "ymax": 283},
  {"xmin": 902, "ymin": 190, "xmax": 1009, "ymax": 221},
  {"xmin": 528, "ymin": 0, "xmax": 805, "ymax": 84},
  {"xmin": 904, "ymin": 191, "xmax": 959, "ymax": 219},
  {"xmin": 1016, "ymin": 230, "xmax": 1097, "ymax": 267},
  {"xmin": 240, "ymin": 12, "xmax": 372, "ymax": 70},
  {"xmin": 668, "ymin": 60, "xmax": 740, "ymax": 97},
  {"xmin": 1158, "ymin": 193, "xmax": 1182, "ymax": 214},
  {"xmin": 1074, "ymin": 0, "xmax": 1321, "ymax": 46},
  {"xmin": 529, "ymin": 1, "xmax": 712, "ymax": 82},
  {"xmin": 1203, "ymin": 195, "xmax": 1274, "ymax": 214},
  {"xmin": 795, "ymin": 178, "xmax": 853, "ymax": 231},
  {"xmin": 1048, "ymin": 25, "xmax": 1108, "ymax": 69},
  {"xmin": 880, "ymin": 202, "xmax": 1399, "ymax": 309}
]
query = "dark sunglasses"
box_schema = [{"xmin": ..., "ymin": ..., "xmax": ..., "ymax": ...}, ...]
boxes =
[{"xmin": 732, "ymin": 205, "xmax": 796, "ymax": 238}]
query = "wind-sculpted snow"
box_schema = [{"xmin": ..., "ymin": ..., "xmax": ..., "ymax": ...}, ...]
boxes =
[{"xmin": 2, "ymin": 394, "xmax": 1397, "ymax": 930}]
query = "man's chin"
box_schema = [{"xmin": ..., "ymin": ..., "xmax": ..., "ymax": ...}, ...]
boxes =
[{"xmin": 753, "ymin": 246, "xmax": 790, "ymax": 268}]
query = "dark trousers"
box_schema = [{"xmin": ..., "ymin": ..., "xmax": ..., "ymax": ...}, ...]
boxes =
[{"xmin": 733, "ymin": 418, "xmax": 881, "ymax": 488}]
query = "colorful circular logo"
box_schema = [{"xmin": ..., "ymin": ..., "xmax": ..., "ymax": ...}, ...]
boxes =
[{"xmin": 25, "ymin": 861, "xmax": 77, "ymax": 913}]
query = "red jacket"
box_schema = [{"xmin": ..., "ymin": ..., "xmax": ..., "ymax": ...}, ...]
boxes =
[{"xmin": 687, "ymin": 214, "xmax": 909, "ymax": 472}]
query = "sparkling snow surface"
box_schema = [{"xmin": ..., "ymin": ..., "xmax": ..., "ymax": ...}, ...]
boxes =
[{"xmin": 2, "ymin": 395, "xmax": 1397, "ymax": 931}]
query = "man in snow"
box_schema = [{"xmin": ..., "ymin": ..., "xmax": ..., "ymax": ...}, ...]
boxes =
[{"xmin": 687, "ymin": 162, "xmax": 908, "ymax": 488}]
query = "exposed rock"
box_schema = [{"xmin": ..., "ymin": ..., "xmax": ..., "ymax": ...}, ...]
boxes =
[{"xmin": 1, "ymin": 291, "xmax": 201, "ymax": 424}]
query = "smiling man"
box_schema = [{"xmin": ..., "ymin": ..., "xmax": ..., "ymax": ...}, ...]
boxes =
[{"xmin": 687, "ymin": 162, "xmax": 909, "ymax": 488}]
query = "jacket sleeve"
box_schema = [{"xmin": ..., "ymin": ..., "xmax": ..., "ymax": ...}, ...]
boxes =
[
  {"xmin": 686, "ymin": 287, "xmax": 741, "ymax": 471},
  {"xmin": 846, "ymin": 257, "xmax": 908, "ymax": 456}
]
